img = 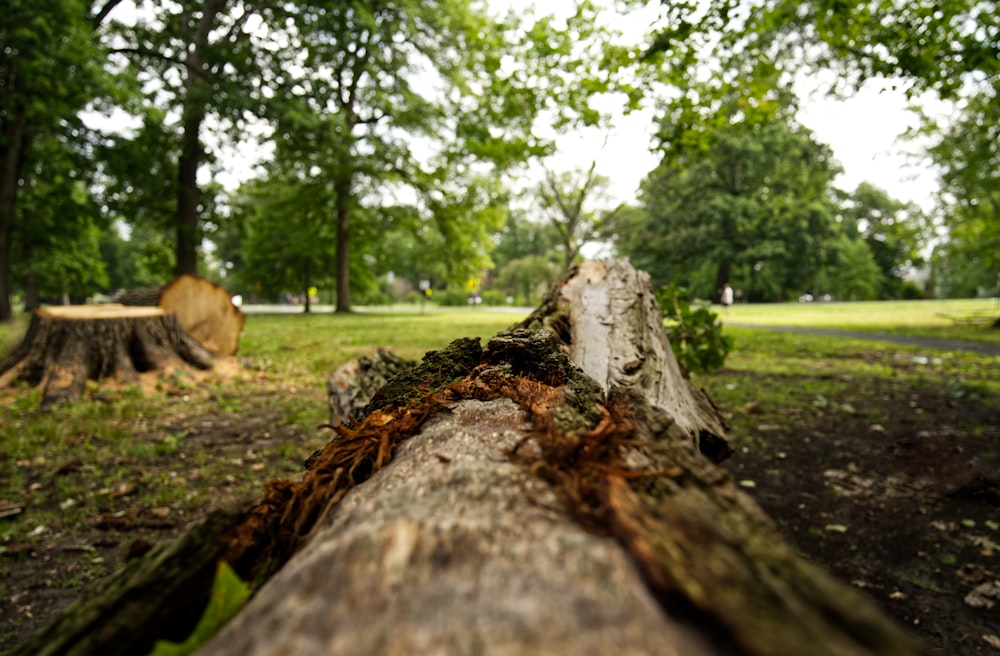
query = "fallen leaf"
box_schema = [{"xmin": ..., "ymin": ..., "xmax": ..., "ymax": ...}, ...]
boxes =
[
  {"xmin": 965, "ymin": 581, "xmax": 1000, "ymax": 609},
  {"xmin": 0, "ymin": 502, "xmax": 24, "ymax": 519},
  {"xmin": 109, "ymin": 482, "xmax": 138, "ymax": 498},
  {"xmin": 889, "ymin": 591, "xmax": 907, "ymax": 600},
  {"xmin": 825, "ymin": 524, "xmax": 848, "ymax": 533},
  {"xmin": 957, "ymin": 564, "xmax": 986, "ymax": 584},
  {"xmin": 739, "ymin": 480, "xmax": 756, "ymax": 489},
  {"xmin": 151, "ymin": 507, "xmax": 171, "ymax": 518},
  {"xmin": 984, "ymin": 635, "xmax": 1000, "ymax": 650}
]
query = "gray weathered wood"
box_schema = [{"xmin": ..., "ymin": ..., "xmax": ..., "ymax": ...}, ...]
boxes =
[
  {"xmin": 200, "ymin": 259, "xmax": 923, "ymax": 656},
  {"xmin": 204, "ymin": 398, "xmax": 719, "ymax": 656}
]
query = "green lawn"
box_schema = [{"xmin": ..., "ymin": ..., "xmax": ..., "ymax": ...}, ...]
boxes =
[{"xmin": 720, "ymin": 297, "xmax": 1000, "ymax": 342}]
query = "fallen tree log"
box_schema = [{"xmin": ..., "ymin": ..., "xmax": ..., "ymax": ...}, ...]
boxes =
[
  {"xmin": 0, "ymin": 305, "xmax": 214, "ymax": 405},
  {"xmin": 12, "ymin": 259, "xmax": 925, "ymax": 655}
]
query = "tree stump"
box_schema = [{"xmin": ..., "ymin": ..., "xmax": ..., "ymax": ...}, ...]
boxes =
[
  {"xmin": 12, "ymin": 259, "xmax": 926, "ymax": 656},
  {"xmin": 0, "ymin": 305, "xmax": 213, "ymax": 405},
  {"xmin": 117, "ymin": 274, "xmax": 245, "ymax": 356}
]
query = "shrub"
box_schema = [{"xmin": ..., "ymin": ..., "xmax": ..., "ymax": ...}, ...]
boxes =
[
  {"xmin": 480, "ymin": 289, "xmax": 509, "ymax": 306},
  {"xmin": 655, "ymin": 284, "xmax": 733, "ymax": 374},
  {"xmin": 435, "ymin": 287, "xmax": 472, "ymax": 307}
]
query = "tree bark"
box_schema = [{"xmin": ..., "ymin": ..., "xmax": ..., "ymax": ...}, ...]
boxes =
[
  {"xmin": 0, "ymin": 305, "xmax": 213, "ymax": 405},
  {"xmin": 334, "ymin": 164, "xmax": 352, "ymax": 313},
  {"xmin": 20, "ymin": 243, "xmax": 40, "ymax": 312},
  {"xmin": 11, "ymin": 259, "xmax": 925, "ymax": 655},
  {"xmin": 174, "ymin": 0, "xmax": 227, "ymax": 277},
  {"xmin": 0, "ymin": 108, "xmax": 29, "ymax": 321}
]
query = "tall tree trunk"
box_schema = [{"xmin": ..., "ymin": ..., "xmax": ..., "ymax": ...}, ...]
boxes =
[
  {"xmin": 175, "ymin": 104, "xmax": 203, "ymax": 277},
  {"xmin": 0, "ymin": 111, "xmax": 29, "ymax": 321},
  {"xmin": 20, "ymin": 244, "xmax": 38, "ymax": 312},
  {"xmin": 303, "ymin": 260, "xmax": 312, "ymax": 313},
  {"xmin": 334, "ymin": 166, "xmax": 352, "ymax": 313},
  {"xmin": 174, "ymin": 0, "xmax": 226, "ymax": 277}
]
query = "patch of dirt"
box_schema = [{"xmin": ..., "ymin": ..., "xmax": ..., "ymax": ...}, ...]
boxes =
[
  {"xmin": 0, "ymin": 391, "xmax": 325, "ymax": 654},
  {"xmin": 713, "ymin": 371, "xmax": 1000, "ymax": 655}
]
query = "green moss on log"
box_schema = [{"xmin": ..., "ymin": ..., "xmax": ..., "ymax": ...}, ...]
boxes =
[{"xmin": 363, "ymin": 336, "xmax": 482, "ymax": 413}]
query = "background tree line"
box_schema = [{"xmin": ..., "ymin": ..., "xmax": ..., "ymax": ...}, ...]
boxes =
[{"xmin": 1, "ymin": 0, "xmax": 995, "ymax": 319}]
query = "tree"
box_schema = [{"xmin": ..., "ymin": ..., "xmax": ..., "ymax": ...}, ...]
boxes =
[
  {"xmin": 257, "ymin": 0, "xmax": 515, "ymax": 312},
  {"xmin": 10, "ymin": 124, "xmax": 110, "ymax": 308},
  {"xmin": 103, "ymin": 0, "xmax": 280, "ymax": 278},
  {"xmin": 648, "ymin": 0, "xmax": 999, "ymax": 304},
  {"xmin": 839, "ymin": 183, "xmax": 929, "ymax": 299},
  {"xmin": 537, "ymin": 162, "xmax": 621, "ymax": 272},
  {"xmin": 616, "ymin": 81, "xmax": 843, "ymax": 302},
  {"xmin": 649, "ymin": 0, "xmax": 998, "ymax": 100},
  {"xmin": 490, "ymin": 210, "xmax": 561, "ymax": 271},
  {"xmin": 813, "ymin": 232, "xmax": 882, "ymax": 301},
  {"xmin": 0, "ymin": 0, "xmax": 112, "ymax": 319},
  {"xmin": 229, "ymin": 175, "xmax": 336, "ymax": 312},
  {"xmin": 921, "ymin": 87, "xmax": 1000, "ymax": 287},
  {"xmin": 495, "ymin": 254, "xmax": 560, "ymax": 306}
]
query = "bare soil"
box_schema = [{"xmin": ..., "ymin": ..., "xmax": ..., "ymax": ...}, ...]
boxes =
[
  {"xmin": 0, "ymin": 387, "xmax": 328, "ymax": 655},
  {"xmin": 2, "ymin": 354, "xmax": 998, "ymax": 654},
  {"xmin": 712, "ymin": 368, "xmax": 1000, "ymax": 655}
]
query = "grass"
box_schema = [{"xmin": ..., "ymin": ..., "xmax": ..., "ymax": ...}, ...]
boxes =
[
  {"xmin": 699, "ymin": 325, "xmax": 1000, "ymax": 460},
  {"xmin": 721, "ymin": 297, "xmax": 1000, "ymax": 342},
  {"xmin": 2, "ymin": 301, "xmax": 993, "ymax": 537},
  {"xmin": 2, "ymin": 299, "xmax": 998, "ymax": 655},
  {"xmin": 1, "ymin": 299, "xmax": 998, "ymax": 653},
  {"xmin": 0, "ymin": 308, "xmax": 522, "ymax": 549}
]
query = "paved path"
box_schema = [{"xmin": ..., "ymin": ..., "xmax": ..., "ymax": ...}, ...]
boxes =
[{"xmin": 726, "ymin": 323, "xmax": 1000, "ymax": 357}]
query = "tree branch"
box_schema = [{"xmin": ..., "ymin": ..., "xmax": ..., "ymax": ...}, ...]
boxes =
[
  {"xmin": 90, "ymin": 0, "xmax": 124, "ymax": 28},
  {"xmin": 108, "ymin": 47, "xmax": 214, "ymax": 82}
]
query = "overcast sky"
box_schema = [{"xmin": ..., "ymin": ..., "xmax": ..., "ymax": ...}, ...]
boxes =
[{"xmin": 520, "ymin": 0, "xmax": 946, "ymax": 214}]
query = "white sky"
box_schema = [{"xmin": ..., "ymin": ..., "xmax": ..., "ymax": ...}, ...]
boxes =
[
  {"xmin": 559, "ymin": 78, "xmax": 944, "ymax": 212},
  {"xmin": 521, "ymin": 0, "xmax": 945, "ymax": 214}
]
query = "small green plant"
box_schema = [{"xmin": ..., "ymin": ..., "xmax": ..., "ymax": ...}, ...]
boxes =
[
  {"xmin": 656, "ymin": 284, "xmax": 734, "ymax": 374},
  {"xmin": 149, "ymin": 561, "xmax": 249, "ymax": 656}
]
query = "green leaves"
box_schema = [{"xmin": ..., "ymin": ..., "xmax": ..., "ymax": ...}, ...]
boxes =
[
  {"xmin": 149, "ymin": 561, "xmax": 250, "ymax": 656},
  {"xmin": 656, "ymin": 284, "xmax": 733, "ymax": 374}
]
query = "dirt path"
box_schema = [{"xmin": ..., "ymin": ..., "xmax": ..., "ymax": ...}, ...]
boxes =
[{"xmin": 727, "ymin": 323, "xmax": 1000, "ymax": 356}]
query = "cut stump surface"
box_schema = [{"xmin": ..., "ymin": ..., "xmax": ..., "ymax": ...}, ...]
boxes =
[
  {"xmin": 0, "ymin": 305, "xmax": 214, "ymax": 405},
  {"xmin": 117, "ymin": 275, "xmax": 246, "ymax": 356}
]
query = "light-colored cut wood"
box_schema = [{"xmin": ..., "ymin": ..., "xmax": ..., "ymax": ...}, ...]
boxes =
[{"xmin": 158, "ymin": 275, "xmax": 245, "ymax": 356}]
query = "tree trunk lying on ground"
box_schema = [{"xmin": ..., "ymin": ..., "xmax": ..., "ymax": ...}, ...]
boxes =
[
  {"xmin": 13, "ymin": 259, "xmax": 925, "ymax": 656},
  {"xmin": 117, "ymin": 274, "xmax": 245, "ymax": 356},
  {"xmin": 0, "ymin": 305, "xmax": 214, "ymax": 406}
]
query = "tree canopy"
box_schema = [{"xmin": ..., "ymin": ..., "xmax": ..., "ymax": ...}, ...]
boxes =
[{"xmin": 0, "ymin": 0, "xmax": 993, "ymax": 319}]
